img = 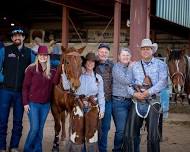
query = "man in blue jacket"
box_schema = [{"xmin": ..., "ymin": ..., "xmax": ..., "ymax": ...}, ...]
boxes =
[{"xmin": 0, "ymin": 27, "xmax": 33, "ymax": 152}]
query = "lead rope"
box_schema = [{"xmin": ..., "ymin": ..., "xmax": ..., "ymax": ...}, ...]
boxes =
[{"xmin": 140, "ymin": 61, "xmax": 162, "ymax": 114}]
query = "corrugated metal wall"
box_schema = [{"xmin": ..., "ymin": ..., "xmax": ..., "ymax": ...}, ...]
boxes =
[{"xmin": 156, "ymin": 0, "xmax": 190, "ymax": 28}]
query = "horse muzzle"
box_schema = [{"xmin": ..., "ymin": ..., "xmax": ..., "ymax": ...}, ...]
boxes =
[{"xmin": 70, "ymin": 78, "xmax": 81, "ymax": 91}]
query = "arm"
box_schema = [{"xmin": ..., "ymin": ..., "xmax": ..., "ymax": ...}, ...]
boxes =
[
  {"xmin": 97, "ymin": 75, "xmax": 105, "ymax": 114},
  {"xmin": 127, "ymin": 66, "xmax": 135, "ymax": 96},
  {"xmin": 61, "ymin": 72, "xmax": 71, "ymax": 90},
  {"xmin": 148, "ymin": 63, "xmax": 168, "ymax": 96},
  {"xmin": 22, "ymin": 66, "xmax": 33, "ymax": 106},
  {"xmin": 0, "ymin": 47, "xmax": 5, "ymax": 82},
  {"xmin": 53, "ymin": 64, "xmax": 62, "ymax": 85},
  {"xmin": 112, "ymin": 64, "xmax": 131, "ymax": 85}
]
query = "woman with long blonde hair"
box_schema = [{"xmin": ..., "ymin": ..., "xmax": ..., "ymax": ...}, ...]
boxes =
[{"xmin": 22, "ymin": 45, "xmax": 55, "ymax": 152}]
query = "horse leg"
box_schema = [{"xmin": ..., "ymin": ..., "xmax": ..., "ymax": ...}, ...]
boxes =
[
  {"xmin": 61, "ymin": 111, "xmax": 66, "ymax": 140},
  {"xmin": 51, "ymin": 104, "xmax": 62, "ymax": 152}
]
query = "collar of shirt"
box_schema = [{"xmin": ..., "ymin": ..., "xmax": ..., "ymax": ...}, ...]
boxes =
[
  {"xmin": 83, "ymin": 71, "xmax": 95, "ymax": 76},
  {"xmin": 142, "ymin": 57, "xmax": 155, "ymax": 66},
  {"xmin": 118, "ymin": 62, "xmax": 128, "ymax": 68}
]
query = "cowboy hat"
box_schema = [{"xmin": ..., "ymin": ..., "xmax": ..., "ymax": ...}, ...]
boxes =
[
  {"xmin": 82, "ymin": 52, "xmax": 98, "ymax": 67},
  {"xmin": 140, "ymin": 38, "xmax": 158, "ymax": 53},
  {"xmin": 37, "ymin": 46, "xmax": 50, "ymax": 55},
  {"xmin": 85, "ymin": 52, "xmax": 97, "ymax": 61}
]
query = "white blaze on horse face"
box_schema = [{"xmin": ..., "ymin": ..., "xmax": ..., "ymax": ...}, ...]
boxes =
[
  {"xmin": 188, "ymin": 94, "xmax": 190, "ymax": 99},
  {"xmin": 178, "ymin": 84, "xmax": 181, "ymax": 92},
  {"xmin": 89, "ymin": 130, "xmax": 98, "ymax": 143},
  {"xmin": 70, "ymin": 132, "xmax": 79, "ymax": 143},
  {"xmin": 175, "ymin": 60, "xmax": 180, "ymax": 72},
  {"xmin": 74, "ymin": 106, "xmax": 83, "ymax": 117}
]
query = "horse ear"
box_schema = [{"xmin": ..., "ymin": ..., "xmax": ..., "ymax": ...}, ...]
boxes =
[
  {"xmin": 77, "ymin": 46, "xmax": 86, "ymax": 54},
  {"xmin": 166, "ymin": 47, "xmax": 171, "ymax": 56},
  {"xmin": 181, "ymin": 48, "xmax": 186, "ymax": 56},
  {"xmin": 61, "ymin": 45, "xmax": 70, "ymax": 54}
]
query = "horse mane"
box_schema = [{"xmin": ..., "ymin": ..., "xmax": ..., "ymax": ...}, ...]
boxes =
[{"xmin": 168, "ymin": 49, "xmax": 182, "ymax": 61}]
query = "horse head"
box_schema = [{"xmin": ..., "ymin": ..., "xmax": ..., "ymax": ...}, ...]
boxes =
[
  {"xmin": 60, "ymin": 46, "xmax": 85, "ymax": 91},
  {"xmin": 166, "ymin": 48, "xmax": 186, "ymax": 94}
]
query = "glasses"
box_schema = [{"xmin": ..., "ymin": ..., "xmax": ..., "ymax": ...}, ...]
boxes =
[{"xmin": 12, "ymin": 29, "xmax": 24, "ymax": 34}]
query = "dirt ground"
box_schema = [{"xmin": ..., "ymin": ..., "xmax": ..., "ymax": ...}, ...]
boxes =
[{"xmin": 6, "ymin": 106, "xmax": 190, "ymax": 152}]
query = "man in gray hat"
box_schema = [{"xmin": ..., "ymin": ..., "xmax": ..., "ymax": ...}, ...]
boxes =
[{"xmin": 122, "ymin": 38, "xmax": 168, "ymax": 152}]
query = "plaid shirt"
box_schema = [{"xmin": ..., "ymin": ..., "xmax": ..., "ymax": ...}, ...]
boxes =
[{"xmin": 128, "ymin": 57, "xmax": 168, "ymax": 97}]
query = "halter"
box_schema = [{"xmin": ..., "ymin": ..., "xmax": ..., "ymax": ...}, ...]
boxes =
[
  {"xmin": 169, "ymin": 58, "xmax": 186, "ymax": 93},
  {"xmin": 63, "ymin": 51, "xmax": 82, "ymax": 93}
]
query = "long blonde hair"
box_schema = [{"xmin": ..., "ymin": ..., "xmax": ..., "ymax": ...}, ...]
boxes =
[{"xmin": 34, "ymin": 55, "xmax": 51, "ymax": 79}]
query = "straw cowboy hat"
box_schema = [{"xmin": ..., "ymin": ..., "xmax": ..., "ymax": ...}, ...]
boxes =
[{"xmin": 140, "ymin": 38, "xmax": 158, "ymax": 53}]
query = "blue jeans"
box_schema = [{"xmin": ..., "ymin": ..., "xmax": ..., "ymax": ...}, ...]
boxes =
[
  {"xmin": 112, "ymin": 96, "xmax": 132, "ymax": 152},
  {"xmin": 160, "ymin": 88, "xmax": 170, "ymax": 118},
  {"xmin": 24, "ymin": 102, "xmax": 50, "ymax": 152},
  {"xmin": 98, "ymin": 100, "xmax": 112, "ymax": 152},
  {"xmin": 0, "ymin": 89, "xmax": 24, "ymax": 150}
]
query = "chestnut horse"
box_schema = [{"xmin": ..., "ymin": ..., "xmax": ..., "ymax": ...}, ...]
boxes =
[
  {"xmin": 51, "ymin": 46, "xmax": 85, "ymax": 152},
  {"xmin": 166, "ymin": 48, "xmax": 190, "ymax": 104}
]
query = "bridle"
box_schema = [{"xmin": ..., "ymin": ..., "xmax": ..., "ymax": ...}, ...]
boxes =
[
  {"xmin": 169, "ymin": 59, "xmax": 186, "ymax": 93},
  {"xmin": 62, "ymin": 51, "xmax": 82, "ymax": 93}
]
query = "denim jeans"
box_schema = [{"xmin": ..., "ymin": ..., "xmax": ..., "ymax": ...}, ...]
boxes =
[
  {"xmin": 0, "ymin": 89, "xmax": 24, "ymax": 150},
  {"xmin": 160, "ymin": 88, "xmax": 170, "ymax": 118},
  {"xmin": 98, "ymin": 100, "xmax": 112, "ymax": 152},
  {"xmin": 24, "ymin": 102, "xmax": 50, "ymax": 152},
  {"xmin": 112, "ymin": 96, "xmax": 132, "ymax": 152}
]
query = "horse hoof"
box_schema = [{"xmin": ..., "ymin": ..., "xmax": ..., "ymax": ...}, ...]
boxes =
[{"xmin": 52, "ymin": 147, "xmax": 59, "ymax": 152}]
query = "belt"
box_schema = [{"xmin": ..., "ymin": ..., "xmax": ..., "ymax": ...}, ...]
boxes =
[{"xmin": 112, "ymin": 95, "xmax": 131, "ymax": 101}]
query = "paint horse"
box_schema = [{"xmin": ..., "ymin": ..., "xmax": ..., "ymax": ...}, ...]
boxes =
[
  {"xmin": 51, "ymin": 46, "xmax": 99, "ymax": 152},
  {"xmin": 51, "ymin": 46, "xmax": 84, "ymax": 151},
  {"xmin": 166, "ymin": 48, "xmax": 190, "ymax": 104}
]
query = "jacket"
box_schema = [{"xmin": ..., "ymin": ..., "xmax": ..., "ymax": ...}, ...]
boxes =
[
  {"xmin": 22, "ymin": 63, "xmax": 56, "ymax": 105},
  {"xmin": 96, "ymin": 59, "xmax": 113, "ymax": 101},
  {"xmin": 0, "ymin": 44, "xmax": 31, "ymax": 91}
]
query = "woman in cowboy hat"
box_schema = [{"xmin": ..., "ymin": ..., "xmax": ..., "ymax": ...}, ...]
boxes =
[
  {"xmin": 22, "ymin": 46, "xmax": 56, "ymax": 152},
  {"xmin": 61, "ymin": 52, "xmax": 105, "ymax": 152},
  {"xmin": 122, "ymin": 38, "xmax": 168, "ymax": 152}
]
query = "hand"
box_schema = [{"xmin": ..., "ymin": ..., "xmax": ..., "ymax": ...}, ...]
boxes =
[
  {"xmin": 24, "ymin": 105, "xmax": 30, "ymax": 113},
  {"xmin": 142, "ymin": 90, "xmax": 149, "ymax": 98},
  {"xmin": 133, "ymin": 92, "xmax": 145, "ymax": 100},
  {"xmin": 81, "ymin": 67, "xmax": 86, "ymax": 74},
  {"xmin": 62, "ymin": 64, "xmax": 65, "ymax": 72},
  {"xmin": 99, "ymin": 112, "xmax": 104, "ymax": 119}
]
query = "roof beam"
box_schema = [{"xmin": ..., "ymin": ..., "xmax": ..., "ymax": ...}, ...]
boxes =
[{"xmin": 44, "ymin": 0, "xmax": 113, "ymax": 18}]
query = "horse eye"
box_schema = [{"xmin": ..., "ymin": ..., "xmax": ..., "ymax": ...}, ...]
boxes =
[{"xmin": 65, "ymin": 60, "xmax": 69, "ymax": 65}]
